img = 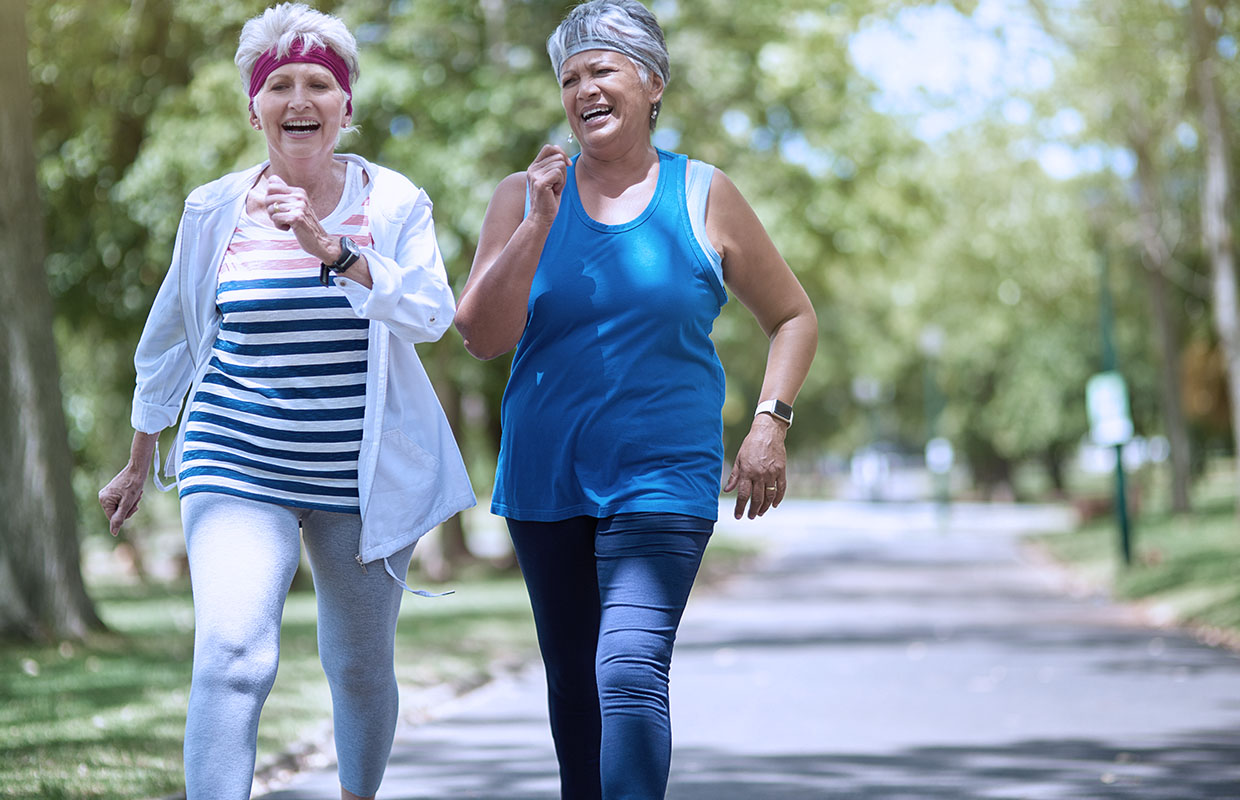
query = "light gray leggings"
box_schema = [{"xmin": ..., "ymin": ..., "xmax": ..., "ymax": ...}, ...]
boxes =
[{"xmin": 181, "ymin": 492, "xmax": 414, "ymax": 799}]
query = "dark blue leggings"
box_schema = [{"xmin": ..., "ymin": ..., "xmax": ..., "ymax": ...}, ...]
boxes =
[{"xmin": 507, "ymin": 513, "xmax": 712, "ymax": 800}]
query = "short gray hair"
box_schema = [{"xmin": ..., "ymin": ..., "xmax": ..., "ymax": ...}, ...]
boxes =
[
  {"xmin": 547, "ymin": 0, "xmax": 671, "ymax": 128},
  {"xmin": 235, "ymin": 3, "xmax": 360, "ymax": 93}
]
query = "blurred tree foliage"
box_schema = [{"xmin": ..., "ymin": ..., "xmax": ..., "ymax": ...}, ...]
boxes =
[
  {"xmin": 1027, "ymin": 0, "xmax": 1238, "ymax": 510},
  {"xmin": 26, "ymin": 0, "xmax": 1239, "ymax": 560}
]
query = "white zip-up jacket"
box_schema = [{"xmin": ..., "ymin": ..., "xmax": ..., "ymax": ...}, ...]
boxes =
[{"xmin": 130, "ymin": 154, "xmax": 475, "ymax": 566}]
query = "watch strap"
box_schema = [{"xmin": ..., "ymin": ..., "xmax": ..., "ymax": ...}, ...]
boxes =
[
  {"xmin": 320, "ymin": 236, "xmax": 361, "ymax": 286},
  {"xmin": 755, "ymin": 398, "xmax": 793, "ymax": 426}
]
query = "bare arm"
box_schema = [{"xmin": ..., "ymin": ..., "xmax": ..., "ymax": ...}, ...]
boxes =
[
  {"xmin": 98, "ymin": 431, "xmax": 159, "ymax": 536},
  {"xmin": 708, "ymin": 170, "xmax": 819, "ymax": 520},
  {"xmin": 456, "ymin": 145, "xmax": 571, "ymax": 360}
]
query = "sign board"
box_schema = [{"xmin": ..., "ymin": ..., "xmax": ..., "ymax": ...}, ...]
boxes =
[
  {"xmin": 1086, "ymin": 371, "xmax": 1133, "ymax": 447},
  {"xmin": 925, "ymin": 437, "xmax": 954, "ymax": 475}
]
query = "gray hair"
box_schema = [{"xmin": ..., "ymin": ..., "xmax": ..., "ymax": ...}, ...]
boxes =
[
  {"xmin": 547, "ymin": 0, "xmax": 670, "ymax": 129},
  {"xmin": 235, "ymin": 3, "xmax": 360, "ymax": 93}
]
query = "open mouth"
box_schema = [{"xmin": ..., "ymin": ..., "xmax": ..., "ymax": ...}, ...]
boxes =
[
  {"xmin": 581, "ymin": 106, "xmax": 613, "ymax": 123},
  {"xmin": 282, "ymin": 119, "xmax": 322, "ymax": 135}
]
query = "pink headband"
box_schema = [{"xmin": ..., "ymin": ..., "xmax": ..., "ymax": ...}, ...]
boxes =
[{"xmin": 248, "ymin": 40, "xmax": 353, "ymax": 116}]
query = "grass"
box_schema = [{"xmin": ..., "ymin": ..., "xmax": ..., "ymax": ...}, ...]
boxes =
[
  {"xmin": 0, "ymin": 569, "xmax": 536, "ymax": 800},
  {"xmin": 0, "ymin": 532, "xmax": 757, "ymax": 800},
  {"xmin": 1035, "ymin": 461, "xmax": 1240, "ymax": 637}
]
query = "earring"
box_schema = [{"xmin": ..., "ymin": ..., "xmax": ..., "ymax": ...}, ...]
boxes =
[
  {"xmin": 651, "ymin": 106, "xmax": 659, "ymax": 121},
  {"xmin": 567, "ymin": 131, "xmax": 574, "ymax": 144}
]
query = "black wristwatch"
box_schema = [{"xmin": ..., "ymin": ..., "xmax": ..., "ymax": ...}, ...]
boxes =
[{"xmin": 319, "ymin": 236, "xmax": 361, "ymax": 286}]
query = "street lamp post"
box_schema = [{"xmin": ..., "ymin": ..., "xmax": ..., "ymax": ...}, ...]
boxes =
[{"xmin": 1093, "ymin": 240, "xmax": 1134, "ymax": 567}]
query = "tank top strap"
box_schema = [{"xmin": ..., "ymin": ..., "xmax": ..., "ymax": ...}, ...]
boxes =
[
  {"xmin": 659, "ymin": 148, "xmax": 686, "ymax": 195},
  {"xmin": 684, "ymin": 158, "xmax": 724, "ymax": 289}
]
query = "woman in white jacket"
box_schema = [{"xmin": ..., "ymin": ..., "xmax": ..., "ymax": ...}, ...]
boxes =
[{"xmin": 97, "ymin": 5, "xmax": 473, "ymax": 799}]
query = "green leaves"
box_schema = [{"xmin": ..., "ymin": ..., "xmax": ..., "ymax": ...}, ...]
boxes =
[{"xmin": 32, "ymin": 0, "xmax": 1209, "ymax": 505}]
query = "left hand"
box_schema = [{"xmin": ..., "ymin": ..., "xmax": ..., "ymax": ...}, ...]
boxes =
[
  {"xmin": 265, "ymin": 174, "xmax": 334, "ymax": 262},
  {"xmin": 724, "ymin": 414, "xmax": 788, "ymax": 519}
]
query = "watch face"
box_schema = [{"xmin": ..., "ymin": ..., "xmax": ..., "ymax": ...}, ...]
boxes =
[
  {"xmin": 774, "ymin": 399, "xmax": 794, "ymax": 421},
  {"xmin": 332, "ymin": 236, "xmax": 360, "ymax": 271}
]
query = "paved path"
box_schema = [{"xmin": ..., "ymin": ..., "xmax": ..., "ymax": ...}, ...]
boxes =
[{"xmin": 259, "ymin": 501, "xmax": 1240, "ymax": 799}]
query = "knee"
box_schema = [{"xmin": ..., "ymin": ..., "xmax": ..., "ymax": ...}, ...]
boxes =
[
  {"xmin": 596, "ymin": 650, "xmax": 669, "ymax": 709},
  {"xmin": 194, "ymin": 630, "xmax": 280, "ymax": 698},
  {"xmin": 321, "ymin": 649, "xmax": 393, "ymax": 697}
]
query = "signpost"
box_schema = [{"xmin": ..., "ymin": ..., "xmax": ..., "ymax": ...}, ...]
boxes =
[{"xmin": 1086, "ymin": 370, "xmax": 1134, "ymax": 565}]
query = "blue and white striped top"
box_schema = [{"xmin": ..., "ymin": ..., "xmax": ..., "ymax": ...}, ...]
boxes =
[{"xmin": 178, "ymin": 163, "xmax": 372, "ymax": 513}]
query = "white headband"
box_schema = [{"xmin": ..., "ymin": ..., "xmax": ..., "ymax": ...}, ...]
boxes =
[{"xmin": 552, "ymin": 34, "xmax": 669, "ymax": 86}]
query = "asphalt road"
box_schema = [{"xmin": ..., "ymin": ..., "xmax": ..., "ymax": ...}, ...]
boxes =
[{"xmin": 258, "ymin": 500, "xmax": 1240, "ymax": 799}]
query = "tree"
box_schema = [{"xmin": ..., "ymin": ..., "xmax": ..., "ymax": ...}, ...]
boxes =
[
  {"xmin": 1030, "ymin": 0, "xmax": 1200, "ymax": 511},
  {"xmin": 0, "ymin": 0, "xmax": 103, "ymax": 640},
  {"xmin": 894, "ymin": 123, "xmax": 1105, "ymax": 495},
  {"xmin": 1189, "ymin": 0, "xmax": 1240, "ymax": 513}
]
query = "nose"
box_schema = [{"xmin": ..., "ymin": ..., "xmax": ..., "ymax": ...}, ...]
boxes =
[
  {"xmin": 288, "ymin": 81, "xmax": 312, "ymax": 108},
  {"xmin": 576, "ymin": 75, "xmax": 599, "ymax": 101}
]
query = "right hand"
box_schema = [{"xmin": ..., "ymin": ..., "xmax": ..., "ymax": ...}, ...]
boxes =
[
  {"xmin": 526, "ymin": 144, "xmax": 571, "ymax": 225},
  {"xmin": 99, "ymin": 465, "xmax": 146, "ymax": 537}
]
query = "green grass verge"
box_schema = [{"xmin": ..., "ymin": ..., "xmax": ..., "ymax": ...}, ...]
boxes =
[
  {"xmin": 0, "ymin": 571, "xmax": 536, "ymax": 800},
  {"xmin": 1035, "ymin": 470, "xmax": 1240, "ymax": 636},
  {"xmin": 0, "ymin": 537, "xmax": 757, "ymax": 800}
]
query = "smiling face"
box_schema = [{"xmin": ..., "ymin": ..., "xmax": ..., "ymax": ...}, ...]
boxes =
[
  {"xmin": 249, "ymin": 62, "xmax": 350, "ymax": 167},
  {"xmin": 559, "ymin": 49, "xmax": 663, "ymax": 153}
]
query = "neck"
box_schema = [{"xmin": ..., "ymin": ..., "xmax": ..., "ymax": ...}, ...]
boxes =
[
  {"xmin": 267, "ymin": 152, "xmax": 343, "ymax": 189},
  {"xmin": 575, "ymin": 138, "xmax": 658, "ymax": 186},
  {"xmin": 266, "ymin": 153, "xmax": 346, "ymax": 212}
]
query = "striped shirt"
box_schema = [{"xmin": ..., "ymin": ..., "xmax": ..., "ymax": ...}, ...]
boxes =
[{"xmin": 179, "ymin": 162, "xmax": 372, "ymax": 512}]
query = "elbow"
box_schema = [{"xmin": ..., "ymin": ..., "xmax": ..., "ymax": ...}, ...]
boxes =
[
  {"xmin": 796, "ymin": 296, "xmax": 818, "ymax": 328},
  {"xmin": 453, "ymin": 294, "xmax": 523, "ymax": 360},
  {"xmin": 799, "ymin": 304, "xmax": 820, "ymax": 356},
  {"xmin": 461, "ymin": 339, "xmax": 507, "ymax": 362},
  {"xmin": 467, "ymin": 345, "xmax": 506, "ymax": 362},
  {"xmin": 769, "ymin": 298, "xmax": 818, "ymax": 342},
  {"xmin": 454, "ymin": 317, "xmax": 505, "ymax": 361}
]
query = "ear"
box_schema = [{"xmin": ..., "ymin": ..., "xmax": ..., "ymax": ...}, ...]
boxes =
[
  {"xmin": 647, "ymin": 74, "xmax": 665, "ymax": 107},
  {"xmin": 250, "ymin": 106, "xmax": 261, "ymax": 130}
]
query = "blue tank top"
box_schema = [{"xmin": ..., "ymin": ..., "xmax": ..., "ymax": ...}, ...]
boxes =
[{"xmin": 491, "ymin": 148, "xmax": 728, "ymax": 522}]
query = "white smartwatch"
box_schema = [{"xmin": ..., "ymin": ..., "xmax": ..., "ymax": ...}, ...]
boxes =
[{"xmin": 755, "ymin": 399, "xmax": 793, "ymax": 427}]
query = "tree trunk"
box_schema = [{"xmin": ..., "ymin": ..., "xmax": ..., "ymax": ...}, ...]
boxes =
[
  {"xmin": 415, "ymin": 341, "xmax": 474, "ymax": 583},
  {"xmin": 1041, "ymin": 441, "xmax": 1068, "ymax": 497},
  {"xmin": 1131, "ymin": 136, "xmax": 1193, "ymax": 512},
  {"xmin": 0, "ymin": 0, "xmax": 104, "ymax": 640},
  {"xmin": 435, "ymin": 345, "xmax": 471, "ymax": 568},
  {"xmin": 1189, "ymin": 0, "xmax": 1240, "ymax": 513}
]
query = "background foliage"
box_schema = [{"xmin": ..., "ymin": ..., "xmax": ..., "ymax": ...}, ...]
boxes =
[
  {"xmin": 13, "ymin": 0, "xmax": 1240, "ymax": 794},
  {"xmin": 26, "ymin": 0, "xmax": 1239, "ymax": 546}
]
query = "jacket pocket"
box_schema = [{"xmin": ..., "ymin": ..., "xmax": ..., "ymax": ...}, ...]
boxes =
[{"xmin": 371, "ymin": 430, "xmax": 442, "ymax": 512}]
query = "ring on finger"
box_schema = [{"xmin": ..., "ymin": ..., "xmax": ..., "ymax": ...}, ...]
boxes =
[{"xmin": 273, "ymin": 202, "xmax": 281, "ymax": 214}]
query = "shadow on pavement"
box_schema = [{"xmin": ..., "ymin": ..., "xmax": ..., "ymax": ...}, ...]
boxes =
[
  {"xmin": 667, "ymin": 730, "xmax": 1240, "ymax": 800},
  {"xmin": 263, "ymin": 724, "xmax": 1240, "ymax": 800}
]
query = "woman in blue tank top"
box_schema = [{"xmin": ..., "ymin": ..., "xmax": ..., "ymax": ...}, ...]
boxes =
[{"xmin": 456, "ymin": 1, "xmax": 817, "ymax": 797}]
